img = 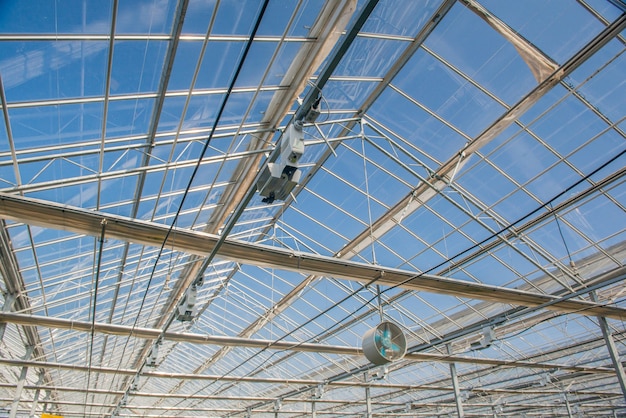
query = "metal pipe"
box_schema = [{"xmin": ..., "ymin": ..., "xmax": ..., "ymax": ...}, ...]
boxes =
[
  {"xmin": 0, "ymin": 311, "xmax": 615, "ymax": 375},
  {"xmin": 10, "ymin": 345, "xmax": 33, "ymax": 418},
  {"xmin": 591, "ymin": 291, "xmax": 626, "ymax": 402},
  {"xmin": 448, "ymin": 344, "xmax": 464, "ymax": 418},
  {"xmin": 0, "ymin": 382, "xmax": 617, "ymax": 405},
  {"xmin": 365, "ymin": 374, "xmax": 372, "ymax": 418},
  {"xmin": 1, "ymin": 192, "xmax": 624, "ymax": 320}
]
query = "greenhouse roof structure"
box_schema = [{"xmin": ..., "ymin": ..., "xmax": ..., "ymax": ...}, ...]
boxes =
[{"xmin": 0, "ymin": 0, "xmax": 625, "ymax": 417}]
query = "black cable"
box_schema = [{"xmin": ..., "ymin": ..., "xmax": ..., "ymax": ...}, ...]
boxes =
[
  {"xmin": 169, "ymin": 5, "xmax": 625, "ymax": 415},
  {"xmin": 183, "ymin": 276, "xmax": 380, "ymax": 411},
  {"xmin": 110, "ymin": 0, "xmax": 273, "ymax": 415},
  {"xmin": 369, "ymin": 148, "xmax": 626, "ymax": 306},
  {"xmin": 284, "ymin": 149, "xmax": 626, "ymax": 354},
  {"xmin": 126, "ymin": 0, "xmax": 271, "ymax": 354},
  {"xmin": 162, "ymin": 0, "xmax": 389, "ymax": 406},
  {"xmin": 357, "ymin": 150, "xmax": 626, "ymax": 334},
  {"xmin": 109, "ymin": 0, "xmax": 272, "ymax": 415},
  {"xmin": 224, "ymin": 148, "xmax": 626, "ymax": 415},
  {"xmin": 551, "ymin": 202, "xmax": 575, "ymax": 267},
  {"xmin": 214, "ymin": 149, "xmax": 626, "ymax": 415}
]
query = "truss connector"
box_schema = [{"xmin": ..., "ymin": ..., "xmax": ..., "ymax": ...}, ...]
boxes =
[
  {"xmin": 303, "ymin": 95, "xmax": 322, "ymax": 123},
  {"xmin": 274, "ymin": 398, "xmax": 282, "ymax": 412},
  {"xmin": 22, "ymin": 344, "xmax": 34, "ymax": 360},
  {"xmin": 313, "ymin": 383, "xmax": 325, "ymax": 399},
  {"xmin": 176, "ymin": 284, "xmax": 198, "ymax": 322},
  {"xmin": 368, "ymin": 365, "xmax": 389, "ymax": 381},
  {"xmin": 130, "ymin": 374, "xmax": 141, "ymax": 392},
  {"xmin": 398, "ymin": 190, "xmax": 417, "ymax": 225},
  {"xmin": 146, "ymin": 340, "xmax": 161, "ymax": 367},
  {"xmin": 0, "ymin": 293, "xmax": 17, "ymax": 342},
  {"xmin": 1, "ymin": 293, "xmax": 17, "ymax": 311},
  {"xmin": 470, "ymin": 326, "xmax": 495, "ymax": 350},
  {"xmin": 448, "ymin": 147, "xmax": 467, "ymax": 185}
]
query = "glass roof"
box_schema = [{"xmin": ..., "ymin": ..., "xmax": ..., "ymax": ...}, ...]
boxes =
[{"xmin": 0, "ymin": 0, "xmax": 625, "ymax": 417}]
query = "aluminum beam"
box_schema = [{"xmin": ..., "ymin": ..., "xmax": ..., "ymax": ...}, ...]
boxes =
[
  {"xmin": 204, "ymin": 0, "xmax": 358, "ymax": 238},
  {"xmin": 592, "ymin": 291, "xmax": 626, "ymax": 401},
  {"xmin": 0, "ymin": 192, "xmax": 625, "ymax": 320},
  {"xmin": 10, "ymin": 345, "xmax": 33, "ymax": 418},
  {"xmin": 0, "ymin": 382, "xmax": 615, "ymax": 404},
  {"xmin": 365, "ymin": 380, "xmax": 372, "ymax": 418},
  {"xmin": 0, "ymin": 354, "xmax": 620, "ymax": 417},
  {"xmin": 448, "ymin": 344, "xmax": 465, "ymax": 418},
  {"xmin": 0, "ymin": 312, "xmax": 615, "ymax": 375}
]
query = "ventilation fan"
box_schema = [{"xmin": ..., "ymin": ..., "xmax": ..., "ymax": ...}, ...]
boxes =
[{"xmin": 362, "ymin": 321, "xmax": 407, "ymax": 365}]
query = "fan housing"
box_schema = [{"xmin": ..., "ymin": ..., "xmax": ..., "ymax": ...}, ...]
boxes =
[{"xmin": 362, "ymin": 321, "xmax": 407, "ymax": 365}]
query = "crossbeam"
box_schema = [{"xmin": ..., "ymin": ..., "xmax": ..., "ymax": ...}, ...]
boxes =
[
  {"xmin": 0, "ymin": 312, "xmax": 614, "ymax": 375},
  {"xmin": 0, "ymin": 192, "xmax": 625, "ymax": 319}
]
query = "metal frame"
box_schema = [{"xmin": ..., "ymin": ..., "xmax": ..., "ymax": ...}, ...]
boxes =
[{"xmin": 0, "ymin": 1, "xmax": 624, "ymax": 417}]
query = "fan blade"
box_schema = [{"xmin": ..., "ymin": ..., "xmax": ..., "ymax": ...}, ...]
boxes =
[
  {"xmin": 380, "ymin": 325, "xmax": 393, "ymax": 349},
  {"xmin": 382, "ymin": 323, "xmax": 391, "ymax": 339},
  {"xmin": 388, "ymin": 343, "xmax": 401, "ymax": 357},
  {"xmin": 374, "ymin": 329, "xmax": 383, "ymax": 345}
]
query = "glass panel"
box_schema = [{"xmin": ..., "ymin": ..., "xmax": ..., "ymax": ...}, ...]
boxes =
[
  {"xmin": 212, "ymin": 0, "xmax": 265, "ymax": 35},
  {"xmin": 488, "ymin": 131, "xmax": 559, "ymax": 186},
  {"xmin": 106, "ymin": 97, "xmax": 156, "ymax": 138},
  {"xmin": 233, "ymin": 41, "xmax": 280, "ymax": 87},
  {"xmin": 110, "ymin": 41, "xmax": 168, "ymax": 94},
  {"xmin": 167, "ymin": 41, "xmax": 204, "ymax": 90},
  {"xmin": 116, "ymin": 0, "xmax": 177, "ymax": 35},
  {"xmin": 363, "ymin": 0, "xmax": 441, "ymax": 37},
  {"xmin": 424, "ymin": 3, "xmax": 538, "ymax": 103},
  {"xmin": 0, "ymin": 1, "xmax": 113, "ymax": 34},
  {"xmin": 480, "ymin": 0, "xmax": 607, "ymax": 63},
  {"xmin": 182, "ymin": 0, "xmax": 217, "ymax": 34},
  {"xmin": 334, "ymin": 37, "xmax": 408, "ymax": 78},
  {"xmin": 392, "ymin": 49, "xmax": 506, "ymax": 137},
  {"xmin": 196, "ymin": 41, "xmax": 246, "ymax": 89},
  {"xmin": 10, "ymin": 102, "xmax": 104, "ymax": 149},
  {"xmin": 367, "ymin": 87, "xmax": 466, "ymax": 165},
  {"xmin": 0, "ymin": 41, "xmax": 108, "ymax": 102}
]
